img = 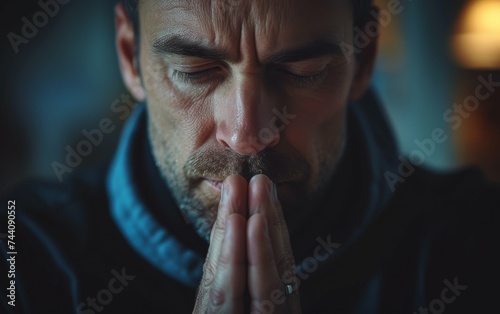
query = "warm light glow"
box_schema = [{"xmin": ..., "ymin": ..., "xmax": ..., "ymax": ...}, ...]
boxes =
[{"xmin": 453, "ymin": 0, "xmax": 500, "ymax": 69}]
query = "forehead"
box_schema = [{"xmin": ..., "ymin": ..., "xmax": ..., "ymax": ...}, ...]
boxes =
[{"xmin": 139, "ymin": 0, "xmax": 353, "ymax": 58}]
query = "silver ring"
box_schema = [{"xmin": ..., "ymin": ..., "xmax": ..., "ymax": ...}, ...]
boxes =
[{"xmin": 284, "ymin": 283, "xmax": 296, "ymax": 296}]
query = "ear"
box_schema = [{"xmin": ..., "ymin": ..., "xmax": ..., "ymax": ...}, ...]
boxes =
[
  {"xmin": 349, "ymin": 6, "xmax": 379, "ymax": 101},
  {"xmin": 115, "ymin": 3, "xmax": 146, "ymax": 101}
]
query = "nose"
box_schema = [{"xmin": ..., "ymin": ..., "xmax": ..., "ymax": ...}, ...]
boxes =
[{"xmin": 216, "ymin": 74, "xmax": 280, "ymax": 155}]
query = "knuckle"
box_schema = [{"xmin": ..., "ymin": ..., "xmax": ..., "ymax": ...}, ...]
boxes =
[
  {"xmin": 212, "ymin": 217, "xmax": 226, "ymax": 235},
  {"xmin": 201, "ymin": 260, "xmax": 217, "ymax": 288},
  {"xmin": 209, "ymin": 286, "xmax": 226, "ymax": 308},
  {"xmin": 217, "ymin": 250, "xmax": 232, "ymax": 268},
  {"xmin": 209, "ymin": 219, "xmax": 226, "ymax": 244}
]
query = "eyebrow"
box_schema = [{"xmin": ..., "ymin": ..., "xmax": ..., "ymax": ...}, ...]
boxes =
[
  {"xmin": 268, "ymin": 39, "xmax": 344, "ymax": 63},
  {"xmin": 152, "ymin": 35, "xmax": 229, "ymax": 60},
  {"xmin": 152, "ymin": 35, "xmax": 344, "ymax": 63}
]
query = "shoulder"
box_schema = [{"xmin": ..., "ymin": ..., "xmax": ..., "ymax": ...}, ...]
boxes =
[
  {"xmin": 386, "ymin": 167, "xmax": 500, "ymax": 312},
  {"xmin": 0, "ymin": 162, "xmax": 112, "ymax": 262},
  {"xmin": 2, "ymin": 162, "xmax": 110, "ymax": 245},
  {"xmin": 0, "ymin": 163, "xmax": 113, "ymax": 313},
  {"xmin": 1, "ymin": 162, "xmax": 197, "ymax": 313},
  {"xmin": 389, "ymin": 165, "xmax": 500, "ymax": 243}
]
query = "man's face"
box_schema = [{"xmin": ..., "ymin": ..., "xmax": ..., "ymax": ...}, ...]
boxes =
[{"xmin": 131, "ymin": 0, "xmax": 364, "ymax": 240}]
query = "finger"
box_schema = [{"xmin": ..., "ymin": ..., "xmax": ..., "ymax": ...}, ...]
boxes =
[
  {"xmin": 207, "ymin": 175, "xmax": 248, "ymax": 265},
  {"xmin": 247, "ymin": 212, "xmax": 281, "ymax": 302},
  {"xmin": 248, "ymin": 175, "xmax": 296, "ymax": 283},
  {"xmin": 211, "ymin": 174, "xmax": 248, "ymax": 240},
  {"xmin": 206, "ymin": 213, "xmax": 247, "ymax": 313},
  {"xmin": 194, "ymin": 175, "xmax": 248, "ymax": 312},
  {"xmin": 247, "ymin": 175, "xmax": 300, "ymax": 313}
]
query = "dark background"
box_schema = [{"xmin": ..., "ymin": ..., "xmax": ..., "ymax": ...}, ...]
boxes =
[{"xmin": 1, "ymin": 0, "xmax": 499, "ymax": 195}]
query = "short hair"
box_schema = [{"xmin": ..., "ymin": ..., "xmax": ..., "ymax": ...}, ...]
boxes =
[
  {"xmin": 122, "ymin": 0, "xmax": 374, "ymax": 34},
  {"xmin": 123, "ymin": 0, "xmax": 139, "ymax": 27}
]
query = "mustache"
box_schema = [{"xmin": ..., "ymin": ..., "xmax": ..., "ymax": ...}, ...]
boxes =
[{"xmin": 184, "ymin": 147, "xmax": 310, "ymax": 184}]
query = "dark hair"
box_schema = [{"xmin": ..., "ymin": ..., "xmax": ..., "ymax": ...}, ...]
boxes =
[
  {"xmin": 123, "ymin": 0, "xmax": 139, "ymax": 28},
  {"xmin": 122, "ymin": 0, "xmax": 374, "ymax": 33}
]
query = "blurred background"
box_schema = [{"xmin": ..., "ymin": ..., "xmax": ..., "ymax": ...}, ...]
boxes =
[{"xmin": 1, "ymin": 0, "xmax": 499, "ymax": 195}]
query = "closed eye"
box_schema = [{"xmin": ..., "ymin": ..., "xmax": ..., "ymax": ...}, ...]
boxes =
[
  {"xmin": 172, "ymin": 67, "xmax": 223, "ymax": 84},
  {"xmin": 274, "ymin": 68, "xmax": 328, "ymax": 87}
]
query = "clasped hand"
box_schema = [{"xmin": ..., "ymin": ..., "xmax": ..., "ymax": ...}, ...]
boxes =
[{"xmin": 193, "ymin": 174, "xmax": 301, "ymax": 314}]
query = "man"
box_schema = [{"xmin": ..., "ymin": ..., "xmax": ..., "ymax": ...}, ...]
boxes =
[{"xmin": 2, "ymin": 0, "xmax": 499, "ymax": 313}]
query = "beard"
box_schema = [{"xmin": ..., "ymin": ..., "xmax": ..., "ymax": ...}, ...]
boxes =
[{"xmin": 148, "ymin": 120, "xmax": 345, "ymax": 242}]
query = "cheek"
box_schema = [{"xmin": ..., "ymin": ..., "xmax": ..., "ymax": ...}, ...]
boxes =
[
  {"xmin": 284, "ymin": 105, "xmax": 347, "ymax": 176},
  {"xmin": 282, "ymin": 71, "xmax": 352, "ymax": 179},
  {"xmin": 141, "ymin": 59, "xmax": 215, "ymax": 157}
]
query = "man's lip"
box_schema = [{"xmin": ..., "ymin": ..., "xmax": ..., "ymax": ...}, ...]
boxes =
[{"xmin": 206, "ymin": 179, "xmax": 223, "ymax": 191}]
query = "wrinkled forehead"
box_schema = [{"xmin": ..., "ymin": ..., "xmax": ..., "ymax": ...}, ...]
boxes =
[
  {"xmin": 154, "ymin": 0, "xmax": 295, "ymax": 29},
  {"xmin": 139, "ymin": 0, "xmax": 353, "ymax": 57}
]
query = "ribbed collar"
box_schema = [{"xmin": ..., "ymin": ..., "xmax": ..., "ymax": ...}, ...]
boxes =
[{"xmin": 106, "ymin": 104, "xmax": 204, "ymax": 288}]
